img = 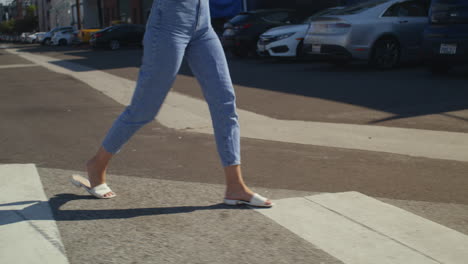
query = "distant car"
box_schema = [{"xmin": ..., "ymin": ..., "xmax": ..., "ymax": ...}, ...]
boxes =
[
  {"xmin": 38, "ymin": 27, "xmax": 74, "ymax": 45},
  {"xmin": 90, "ymin": 24, "xmax": 145, "ymax": 50},
  {"xmin": 257, "ymin": 7, "xmax": 345, "ymax": 58},
  {"xmin": 423, "ymin": 0, "xmax": 468, "ymax": 73},
  {"xmin": 26, "ymin": 32, "xmax": 44, "ymax": 44},
  {"xmin": 303, "ymin": 0, "xmax": 430, "ymax": 69},
  {"xmin": 222, "ymin": 9, "xmax": 307, "ymax": 57},
  {"xmin": 51, "ymin": 29, "xmax": 78, "ymax": 46},
  {"xmin": 77, "ymin": 28, "xmax": 102, "ymax": 44},
  {"xmin": 20, "ymin": 32, "xmax": 33, "ymax": 43}
]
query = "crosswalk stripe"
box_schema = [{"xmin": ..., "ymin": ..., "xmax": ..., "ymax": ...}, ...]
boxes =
[
  {"xmin": 0, "ymin": 164, "xmax": 69, "ymax": 264},
  {"xmin": 0, "ymin": 64, "xmax": 38, "ymax": 69},
  {"xmin": 308, "ymin": 192, "xmax": 468, "ymax": 264},
  {"xmin": 257, "ymin": 192, "xmax": 468, "ymax": 264}
]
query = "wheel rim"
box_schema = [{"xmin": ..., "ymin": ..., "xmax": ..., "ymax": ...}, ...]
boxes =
[{"xmin": 375, "ymin": 40, "xmax": 399, "ymax": 68}]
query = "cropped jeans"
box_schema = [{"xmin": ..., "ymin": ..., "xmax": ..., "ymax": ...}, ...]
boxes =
[{"xmin": 102, "ymin": 0, "xmax": 241, "ymax": 167}]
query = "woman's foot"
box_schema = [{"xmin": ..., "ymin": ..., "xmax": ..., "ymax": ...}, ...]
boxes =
[
  {"xmin": 224, "ymin": 165, "xmax": 272, "ymax": 206},
  {"xmin": 225, "ymin": 187, "xmax": 273, "ymax": 206},
  {"xmin": 86, "ymin": 157, "xmax": 114, "ymax": 198}
]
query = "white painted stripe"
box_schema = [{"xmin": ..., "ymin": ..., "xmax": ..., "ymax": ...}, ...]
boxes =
[
  {"xmin": 0, "ymin": 64, "xmax": 37, "ymax": 69},
  {"xmin": 308, "ymin": 192, "xmax": 468, "ymax": 264},
  {"xmin": 6, "ymin": 48, "xmax": 468, "ymax": 162},
  {"xmin": 0, "ymin": 164, "xmax": 69, "ymax": 264},
  {"xmin": 256, "ymin": 195, "xmax": 439, "ymax": 264},
  {"xmin": 257, "ymin": 192, "xmax": 468, "ymax": 264}
]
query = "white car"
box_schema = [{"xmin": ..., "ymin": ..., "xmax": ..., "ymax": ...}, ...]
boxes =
[
  {"xmin": 39, "ymin": 26, "xmax": 74, "ymax": 45},
  {"xmin": 257, "ymin": 7, "xmax": 345, "ymax": 58},
  {"xmin": 51, "ymin": 29, "xmax": 77, "ymax": 46},
  {"xmin": 26, "ymin": 32, "xmax": 44, "ymax": 44}
]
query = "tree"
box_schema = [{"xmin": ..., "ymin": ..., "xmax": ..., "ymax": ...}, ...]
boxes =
[
  {"xmin": 0, "ymin": 19, "xmax": 15, "ymax": 34},
  {"xmin": 13, "ymin": 5, "xmax": 39, "ymax": 33}
]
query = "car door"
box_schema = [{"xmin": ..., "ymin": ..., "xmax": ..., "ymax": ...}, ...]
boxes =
[{"xmin": 383, "ymin": 0, "xmax": 429, "ymax": 58}]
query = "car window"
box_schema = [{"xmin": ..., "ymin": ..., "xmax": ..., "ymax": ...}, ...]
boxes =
[
  {"xmin": 431, "ymin": 0, "xmax": 468, "ymax": 23},
  {"xmin": 384, "ymin": 1, "xmax": 428, "ymax": 17},
  {"xmin": 261, "ymin": 12, "xmax": 291, "ymax": 23},
  {"xmin": 332, "ymin": 0, "xmax": 391, "ymax": 15}
]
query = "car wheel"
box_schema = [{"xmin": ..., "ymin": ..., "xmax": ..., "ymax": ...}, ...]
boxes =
[
  {"xmin": 109, "ymin": 40, "xmax": 120, "ymax": 50},
  {"xmin": 371, "ymin": 37, "xmax": 401, "ymax": 70},
  {"xmin": 44, "ymin": 38, "xmax": 51, "ymax": 46},
  {"xmin": 58, "ymin": 39, "xmax": 67, "ymax": 46}
]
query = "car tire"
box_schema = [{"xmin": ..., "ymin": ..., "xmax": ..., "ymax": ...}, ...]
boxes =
[
  {"xmin": 109, "ymin": 40, "xmax": 120, "ymax": 50},
  {"xmin": 58, "ymin": 39, "xmax": 67, "ymax": 46},
  {"xmin": 370, "ymin": 37, "xmax": 401, "ymax": 70},
  {"xmin": 43, "ymin": 38, "xmax": 51, "ymax": 46}
]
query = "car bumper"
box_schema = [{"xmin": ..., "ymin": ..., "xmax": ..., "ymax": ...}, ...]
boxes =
[
  {"xmin": 221, "ymin": 34, "xmax": 254, "ymax": 49},
  {"xmin": 303, "ymin": 33, "xmax": 370, "ymax": 60},
  {"xmin": 258, "ymin": 38, "xmax": 300, "ymax": 57},
  {"xmin": 423, "ymin": 36, "xmax": 468, "ymax": 65}
]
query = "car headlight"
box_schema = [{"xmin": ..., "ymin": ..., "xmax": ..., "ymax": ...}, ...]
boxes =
[{"xmin": 270, "ymin": 33, "xmax": 295, "ymax": 42}]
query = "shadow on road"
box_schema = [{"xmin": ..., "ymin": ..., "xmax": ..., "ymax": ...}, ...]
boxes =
[{"xmin": 0, "ymin": 193, "xmax": 250, "ymax": 225}]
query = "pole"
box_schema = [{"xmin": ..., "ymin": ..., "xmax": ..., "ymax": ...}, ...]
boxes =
[{"xmin": 75, "ymin": 0, "xmax": 81, "ymax": 29}]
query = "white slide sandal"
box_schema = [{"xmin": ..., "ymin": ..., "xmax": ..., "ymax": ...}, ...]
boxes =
[
  {"xmin": 71, "ymin": 174, "xmax": 116, "ymax": 199},
  {"xmin": 224, "ymin": 193, "xmax": 273, "ymax": 208}
]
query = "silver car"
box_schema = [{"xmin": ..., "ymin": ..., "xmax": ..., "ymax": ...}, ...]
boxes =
[{"xmin": 303, "ymin": 0, "xmax": 429, "ymax": 69}]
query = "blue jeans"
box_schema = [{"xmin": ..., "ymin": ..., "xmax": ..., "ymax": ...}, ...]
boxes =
[{"xmin": 102, "ymin": 0, "xmax": 240, "ymax": 167}]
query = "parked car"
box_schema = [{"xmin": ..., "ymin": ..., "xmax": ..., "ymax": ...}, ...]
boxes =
[
  {"xmin": 38, "ymin": 26, "xmax": 74, "ymax": 45},
  {"xmin": 222, "ymin": 9, "xmax": 307, "ymax": 57},
  {"xmin": 77, "ymin": 28, "xmax": 101, "ymax": 44},
  {"xmin": 51, "ymin": 29, "xmax": 79, "ymax": 46},
  {"xmin": 20, "ymin": 32, "xmax": 33, "ymax": 43},
  {"xmin": 90, "ymin": 24, "xmax": 145, "ymax": 50},
  {"xmin": 257, "ymin": 7, "xmax": 345, "ymax": 58},
  {"xmin": 423, "ymin": 0, "xmax": 468, "ymax": 73},
  {"xmin": 303, "ymin": 0, "xmax": 430, "ymax": 69},
  {"xmin": 26, "ymin": 32, "xmax": 45, "ymax": 44}
]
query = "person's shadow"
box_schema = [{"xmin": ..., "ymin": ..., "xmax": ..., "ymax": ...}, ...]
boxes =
[{"xmin": 0, "ymin": 193, "xmax": 251, "ymax": 226}]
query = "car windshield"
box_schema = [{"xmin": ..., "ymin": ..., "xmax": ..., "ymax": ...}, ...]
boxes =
[
  {"xmin": 431, "ymin": 0, "xmax": 468, "ymax": 23},
  {"xmin": 331, "ymin": 0, "xmax": 392, "ymax": 15},
  {"xmin": 303, "ymin": 7, "xmax": 345, "ymax": 22}
]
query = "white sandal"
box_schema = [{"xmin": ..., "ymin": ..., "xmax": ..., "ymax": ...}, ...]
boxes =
[
  {"xmin": 224, "ymin": 193, "xmax": 273, "ymax": 208},
  {"xmin": 70, "ymin": 174, "xmax": 116, "ymax": 199}
]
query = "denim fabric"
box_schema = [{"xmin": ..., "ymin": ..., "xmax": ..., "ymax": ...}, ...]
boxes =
[{"xmin": 102, "ymin": 0, "xmax": 240, "ymax": 167}]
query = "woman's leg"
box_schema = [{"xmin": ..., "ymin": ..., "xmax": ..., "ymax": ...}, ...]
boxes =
[
  {"xmin": 185, "ymin": 28, "xmax": 271, "ymax": 205},
  {"xmin": 87, "ymin": 28, "xmax": 189, "ymax": 195}
]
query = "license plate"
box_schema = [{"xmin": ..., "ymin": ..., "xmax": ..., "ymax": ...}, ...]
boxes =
[
  {"xmin": 312, "ymin": 44, "xmax": 321, "ymax": 54},
  {"xmin": 440, "ymin": 44, "xmax": 457, "ymax": 55}
]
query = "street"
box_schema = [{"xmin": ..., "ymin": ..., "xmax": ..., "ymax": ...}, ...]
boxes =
[{"xmin": 1, "ymin": 43, "xmax": 468, "ymax": 264}]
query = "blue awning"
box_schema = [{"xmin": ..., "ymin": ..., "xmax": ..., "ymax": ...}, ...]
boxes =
[{"xmin": 209, "ymin": 0, "xmax": 243, "ymax": 18}]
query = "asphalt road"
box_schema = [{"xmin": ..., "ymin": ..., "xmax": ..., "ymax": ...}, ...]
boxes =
[{"xmin": 1, "ymin": 43, "xmax": 468, "ymax": 264}]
